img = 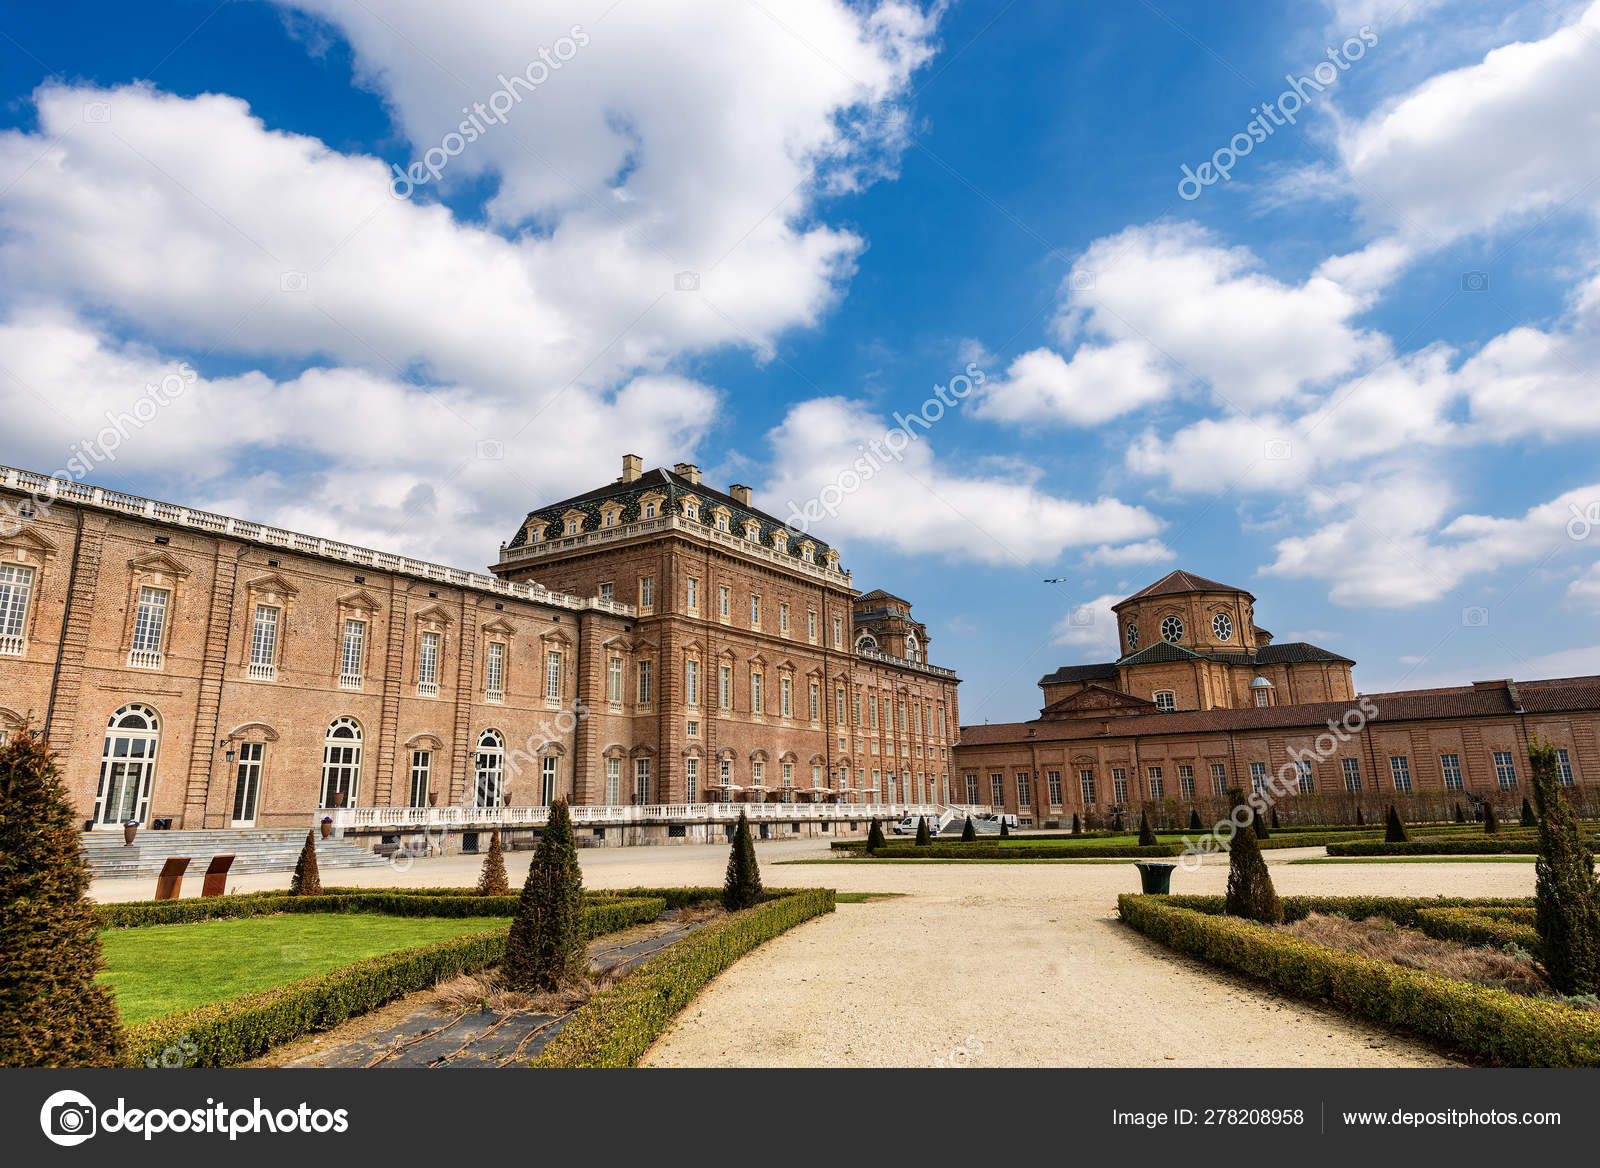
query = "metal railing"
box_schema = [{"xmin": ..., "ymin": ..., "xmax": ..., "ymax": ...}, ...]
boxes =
[{"xmin": 326, "ymin": 802, "xmax": 947, "ymax": 830}]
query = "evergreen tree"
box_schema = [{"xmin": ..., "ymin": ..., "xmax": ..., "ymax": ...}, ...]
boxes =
[
  {"xmin": 1485, "ymin": 802, "xmax": 1500, "ymax": 834},
  {"xmin": 1455, "ymin": 802, "xmax": 1466, "ymax": 824},
  {"xmin": 1071, "ymin": 812, "xmax": 1082, "ymax": 836},
  {"xmin": 1254, "ymin": 806, "xmax": 1271, "ymax": 839},
  {"xmin": 1385, "ymin": 805, "xmax": 1409, "ymax": 844},
  {"xmin": 475, "ymin": 828, "xmax": 510, "ymax": 896},
  {"xmin": 1355, "ymin": 805, "xmax": 1366, "ymax": 826},
  {"xmin": 290, "ymin": 828, "xmax": 322, "ymax": 896},
  {"xmin": 1138, "ymin": 810, "xmax": 1157, "ymax": 847},
  {"xmin": 1270, "ymin": 806, "xmax": 1281, "ymax": 829},
  {"xmin": 721, "ymin": 810, "xmax": 763, "ymax": 911},
  {"xmin": 959, "ymin": 816, "xmax": 976, "ymax": 843},
  {"xmin": 1224, "ymin": 790, "xmax": 1282, "ymax": 924},
  {"xmin": 914, "ymin": 815, "xmax": 931, "ymax": 846},
  {"xmin": 0, "ymin": 733, "xmax": 127, "ymax": 1066},
  {"xmin": 866, "ymin": 819, "xmax": 887, "ymax": 852},
  {"xmin": 503, "ymin": 799, "xmax": 587, "ymax": 992},
  {"xmin": 1521, "ymin": 797, "xmax": 1538, "ymax": 828},
  {"xmin": 999, "ymin": 818, "xmax": 1010, "ymax": 838},
  {"xmin": 1528, "ymin": 740, "xmax": 1600, "ymax": 996},
  {"xmin": 1189, "ymin": 808, "xmax": 1204, "ymax": 831}
]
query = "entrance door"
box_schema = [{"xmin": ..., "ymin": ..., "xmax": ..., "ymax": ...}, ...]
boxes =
[
  {"xmin": 95, "ymin": 705, "xmax": 160, "ymax": 827},
  {"xmin": 231, "ymin": 742, "xmax": 264, "ymax": 827}
]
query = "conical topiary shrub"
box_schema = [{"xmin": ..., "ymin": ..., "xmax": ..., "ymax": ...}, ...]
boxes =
[
  {"xmin": 0, "ymin": 732, "xmax": 127, "ymax": 1067},
  {"xmin": 1355, "ymin": 805, "xmax": 1365, "ymax": 826},
  {"xmin": 1224, "ymin": 790, "xmax": 1282, "ymax": 924},
  {"xmin": 1254, "ymin": 805, "xmax": 1271, "ymax": 839},
  {"xmin": 959, "ymin": 816, "xmax": 976, "ymax": 843},
  {"xmin": 1455, "ymin": 802, "xmax": 1466, "ymax": 824},
  {"xmin": 1138, "ymin": 810, "xmax": 1157, "ymax": 847},
  {"xmin": 722, "ymin": 810, "xmax": 763, "ymax": 910},
  {"xmin": 914, "ymin": 815, "xmax": 931, "ymax": 846},
  {"xmin": 1270, "ymin": 806, "xmax": 1281, "ymax": 829},
  {"xmin": 1189, "ymin": 808, "xmax": 1204, "ymax": 831},
  {"xmin": 1522, "ymin": 797, "xmax": 1538, "ymax": 828},
  {"xmin": 1528, "ymin": 741, "xmax": 1600, "ymax": 996},
  {"xmin": 1385, "ymin": 805, "xmax": 1409, "ymax": 844},
  {"xmin": 1485, "ymin": 802, "xmax": 1500, "ymax": 834},
  {"xmin": 999, "ymin": 818, "xmax": 1010, "ymax": 838},
  {"xmin": 503, "ymin": 799, "xmax": 587, "ymax": 992},
  {"xmin": 476, "ymin": 828, "xmax": 510, "ymax": 896},
  {"xmin": 290, "ymin": 828, "xmax": 322, "ymax": 895},
  {"xmin": 1071, "ymin": 812, "xmax": 1082, "ymax": 836},
  {"xmin": 866, "ymin": 818, "xmax": 886, "ymax": 852}
]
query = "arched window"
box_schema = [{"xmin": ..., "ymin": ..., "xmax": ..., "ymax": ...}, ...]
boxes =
[
  {"xmin": 855, "ymin": 633, "xmax": 877, "ymax": 653},
  {"xmin": 96, "ymin": 704, "xmax": 160, "ymax": 826},
  {"xmin": 321, "ymin": 717, "xmax": 362, "ymax": 808},
  {"xmin": 905, "ymin": 632, "xmax": 921, "ymax": 663},
  {"xmin": 474, "ymin": 729, "xmax": 505, "ymax": 807}
]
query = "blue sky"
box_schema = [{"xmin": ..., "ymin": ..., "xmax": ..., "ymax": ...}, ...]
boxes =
[{"xmin": 2, "ymin": 0, "xmax": 1598, "ymax": 724}]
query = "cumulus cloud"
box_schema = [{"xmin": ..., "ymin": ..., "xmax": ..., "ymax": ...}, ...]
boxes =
[{"xmin": 1082, "ymin": 540, "xmax": 1177, "ymax": 567}]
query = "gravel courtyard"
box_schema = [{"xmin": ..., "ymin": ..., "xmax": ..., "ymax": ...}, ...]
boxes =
[{"xmin": 90, "ymin": 840, "xmax": 1536, "ymax": 1068}]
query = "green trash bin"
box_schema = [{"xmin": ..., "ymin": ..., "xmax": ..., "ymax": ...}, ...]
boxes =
[{"xmin": 1134, "ymin": 861, "xmax": 1177, "ymax": 894}]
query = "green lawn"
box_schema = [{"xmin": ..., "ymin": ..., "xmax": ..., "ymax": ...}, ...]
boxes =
[
  {"xmin": 99, "ymin": 913, "xmax": 506, "ymax": 1024},
  {"xmin": 778, "ymin": 855, "xmax": 1140, "ymax": 865}
]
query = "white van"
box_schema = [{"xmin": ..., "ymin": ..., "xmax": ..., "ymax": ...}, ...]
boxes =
[{"xmin": 892, "ymin": 816, "xmax": 940, "ymax": 836}]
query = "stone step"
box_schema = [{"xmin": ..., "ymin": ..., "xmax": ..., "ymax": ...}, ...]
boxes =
[{"xmin": 81, "ymin": 827, "xmax": 391, "ymax": 878}]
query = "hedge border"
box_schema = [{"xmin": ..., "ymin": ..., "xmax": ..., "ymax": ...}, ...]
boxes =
[
  {"xmin": 1326, "ymin": 839, "xmax": 1582, "ymax": 857},
  {"xmin": 1118, "ymin": 895, "xmax": 1600, "ymax": 1067},
  {"xmin": 831, "ymin": 842, "xmax": 1182, "ymax": 860},
  {"xmin": 1158, "ymin": 893, "xmax": 1533, "ymax": 927},
  {"xmin": 1413, "ymin": 906, "xmax": 1541, "ymax": 954},
  {"xmin": 119, "ymin": 897, "xmax": 665, "ymax": 1067},
  {"xmin": 530, "ymin": 889, "xmax": 835, "ymax": 1067}
]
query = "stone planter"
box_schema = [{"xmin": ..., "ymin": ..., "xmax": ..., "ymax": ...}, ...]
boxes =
[{"xmin": 123, "ymin": 822, "xmax": 138, "ymax": 846}]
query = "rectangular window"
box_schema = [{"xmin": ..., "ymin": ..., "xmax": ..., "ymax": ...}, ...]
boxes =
[
  {"xmin": 719, "ymin": 586, "xmax": 730, "ymax": 619},
  {"xmin": 409, "ymin": 749, "xmax": 432, "ymax": 807},
  {"xmin": 1080, "ymin": 769, "xmax": 1097, "ymax": 805},
  {"xmin": 938, "ymin": 706, "xmax": 947, "ymax": 737},
  {"xmin": 685, "ymin": 757, "xmax": 699, "ymax": 803},
  {"xmin": 418, "ymin": 630, "xmax": 440, "ymax": 696},
  {"xmin": 966, "ymin": 774, "xmax": 980, "ymax": 804},
  {"xmin": 989, "ymin": 773, "xmax": 1005, "ymax": 806},
  {"xmin": 853, "ymin": 692, "xmax": 862, "ymax": 726},
  {"xmin": 686, "ymin": 576, "xmax": 699, "ymax": 611},
  {"xmin": 231, "ymin": 741, "xmax": 265, "ymax": 824},
  {"xmin": 781, "ymin": 676, "xmax": 792, "ymax": 718},
  {"xmin": 248, "ymin": 604, "xmax": 279, "ymax": 680},
  {"xmin": 837, "ymin": 687, "xmax": 846, "ymax": 725},
  {"xmin": 484, "ymin": 640, "xmax": 505, "ymax": 702},
  {"xmin": 605, "ymin": 757, "xmax": 621, "ymax": 805},
  {"xmin": 607, "ymin": 656, "xmax": 623, "ymax": 704},
  {"xmin": 1342, "ymin": 758, "xmax": 1362, "ymax": 791},
  {"xmin": 1210, "ymin": 762, "xmax": 1227, "ymax": 797},
  {"xmin": 1248, "ymin": 761, "xmax": 1267, "ymax": 796},
  {"xmin": 1047, "ymin": 770, "xmax": 1063, "ymax": 806},
  {"xmin": 340, "ymin": 619, "xmax": 366, "ymax": 689},
  {"xmin": 869, "ymin": 693, "xmax": 878, "ymax": 729},
  {"xmin": 808, "ymin": 680, "xmax": 819, "ymax": 721},
  {"xmin": 1112, "ymin": 768, "xmax": 1129, "ymax": 804},
  {"xmin": 783, "ymin": 761, "xmax": 794, "ymax": 791},
  {"xmin": 633, "ymin": 758, "xmax": 651, "ymax": 805},
  {"xmin": 1295, "ymin": 759, "xmax": 1314, "ymax": 794},
  {"xmin": 637, "ymin": 659, "xmax": 653, "ymax": 704},
  {"xmin": 599, "ymin": 581, "xmax": 613, "ymax": 601},
  {"xmin": 807, "ymin": 610, "xmax": 817, "ymax": 642},
  {"xmin": 1492, "ymin": 750, "xmax": 1518, "ymax": 790},
  {"xmin": 1146, "ymin": 766, "xmax": 1164, "ymax": 800},
  {"xmin": 750, "ymin": 672, "xmax": 763, "ymax": 715},
  {"xmin": 1177, "ymin": 764, "xmax": 1194, "ymax": 800},
  {"xmin": 1557, "ymin": 748, "xmax": 1575, "ymax": 786},
  {"xmin": 720, "ymin": 665, "xmax": 733, "ymax": 710},
  {"xmin": 639, "ymin": 575, "xmax": 654, "ymax": 609},
  {"xmin": 832, "ymin": 615, "xmax": 843, "ymax": 648},
  {"xmin": 130, "ymin": 586, "xmax": 169, "ymax": 666},
  {"xmin": 1390, "ymin": 755, "xmax": 1413, "ymax": 792},
  {"xmin": 1154, "ymin": 690, "xmax": 1175, "ymax": 712},
  {"xmin": 1440, "ymin": 753, "xmax": 1462, "ymax": 790},
  {"xmin": 898, "ymin": 701, "xmax": 907, "ymax": 733},
  {"xmin": 750, "ymin": 594, "xmax": 760, "ymax": 628},
  {"xmin": 779, "ymin": 603, "xmax": 789, "ymax": 634},
  {"xmin": 544, "ymin": 649, "xmax": 561, "ymax": 701},
  {"xmin": 685, "ymin": 660, "xmax": 700, "ymax": 706},
  {"xmin": 1016, "ymin": 771, "xmax": 1032, "ymax": 808},
  {"xmin": 0, "ymin": 563, "xmax": 34, "ymax": 652},
  {"xmin": 541, "ymin": 756, "xmax": 557, "ymax": 804}
]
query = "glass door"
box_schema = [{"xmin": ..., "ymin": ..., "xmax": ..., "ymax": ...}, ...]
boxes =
[{"xmin": 231, "ymin": 742, "xmax": 264, "ymax": 827}]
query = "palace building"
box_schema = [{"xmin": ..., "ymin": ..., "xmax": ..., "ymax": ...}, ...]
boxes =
[
  {"xmin": 951, "ymin": 570, "xmax": 1600, "ymax": 826},
  {"xmin": 0, "ymin": 457, "xmax": 958, "ymax": 846}
]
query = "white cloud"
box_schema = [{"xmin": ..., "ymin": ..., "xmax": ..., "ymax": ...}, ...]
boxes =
[
  {"xmin": 1083, "ymin": 540, "xmax": 1176, "ymax": 567},
  {"xmin": 1568, "ymin": 562, "xmax": 1600, "ymax": 607},
  {"xmin": 761, "ymin": 397, "xmax": 1162, "ymax": 565},
  {"xmin": 1051, "ymin": 592, "xmax": 1122, "ymax": 653},
  {"xmin": 974, "ymin": 342, "xmax": 1176, "ymax": 426}
]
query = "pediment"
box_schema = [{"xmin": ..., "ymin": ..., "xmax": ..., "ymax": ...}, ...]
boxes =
[
  {"xmin": 412, "ymin": 602, "xmax": 453, "ymax": 626},
  {"xmin": 128, "ymin": 551, "xmax": 190, "ymax": 579},
  {"xmin": 338, "ymin": 589, "xmax": 381, "ymax": 613},
  {"xmin": 481, "ymin": 617, "xmax": 516, "ymax": 636},
  {"xmin": 0, "ymin": 525, "xmax": 57, "ymax": 561},
  {"xmin": 243, "ymin": 572, "xmax": 298, "ymax": 598},
  {"xmin": 1038, "ymin": 684, "xmax": 1156, "ymax": 721}
]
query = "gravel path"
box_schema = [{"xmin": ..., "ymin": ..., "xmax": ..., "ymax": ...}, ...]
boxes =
[{"xmin": 90, "ymin": 838, "xmax": 1538, "ymax": 1068}]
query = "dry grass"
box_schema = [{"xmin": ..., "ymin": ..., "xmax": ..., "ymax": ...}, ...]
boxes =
[
  {"xmin": 673, "ymin": 902, "xmax": 729, "ymax": 925},
  {"xmin": 1280, "ymin": 912, "xmax": 1548, "ymax": 993},
  {"xmin": 431, "ymin": 967, "xmax": 617, "ymax": 1015}
]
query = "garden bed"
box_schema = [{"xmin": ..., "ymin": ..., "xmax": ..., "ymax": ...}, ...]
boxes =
[{"xmin": 1119, "ymin": 894, "xmax": 1600, "ymax": 1066}]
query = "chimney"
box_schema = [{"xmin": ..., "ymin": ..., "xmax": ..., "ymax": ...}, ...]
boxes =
[
  {"xmin": 729, "ymin": 483, "xmax": 752, "ymax": 506},
  {"xmin": 673, "ymin": 462, "xmax": 701, "ymax": 485},
  {"xmin": 620, "ymin": 453, "xmax": 642, "ymax": 483}
]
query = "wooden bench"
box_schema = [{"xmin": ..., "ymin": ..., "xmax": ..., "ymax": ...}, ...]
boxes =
[
  {"xmin": 154, "ymin": 856, "xmax": 190, "ymax": 900},
  {"xmin": 201, "ymin": 854, "xmax": 236, "ymax": 898}
]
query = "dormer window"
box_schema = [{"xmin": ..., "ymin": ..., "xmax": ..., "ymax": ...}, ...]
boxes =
[
  {"xmin": 745, "ymin": 521, "xmax": 760, "ymax": 542},
  {"xmin": 603, "ymin": 511, "xmax": 617, "ymax": 527},
  {"xmin": 644, "ymin": 501, "xmax": 657, "ymax": 518},
  {"xmin": 905, "ymin": 631, "xmax": 921, "ymax": 663},
  {"xmin": 687, "ymin": 503, "xmax": 698, "ymax": 520},
  {"xmin": 855, "ymin": 633, "xmax": 877, "ymax": 653},
  {"xmin": 566, "ymin": 519, "xmax": 579, "ymax": 536},
  {"xmin": 1154, "ymin": 690, "xmax": 1176, "ymax": 712}
]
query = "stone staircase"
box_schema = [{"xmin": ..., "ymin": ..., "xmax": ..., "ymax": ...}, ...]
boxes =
[{"xmin": 80, "ymin": 828, "xmax": 391, "ymax": 880}]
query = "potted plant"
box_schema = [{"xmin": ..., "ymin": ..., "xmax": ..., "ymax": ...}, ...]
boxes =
[
  {"xmin": 122, "ymin": 818, "xmax": 140, "ymax": 846},
  {"xmin": 320, "ymin": 815, "xmax": 334, "ymax": 840}
]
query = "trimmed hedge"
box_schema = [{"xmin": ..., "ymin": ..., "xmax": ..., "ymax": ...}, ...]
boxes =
[
  {"xmin": 1159, "ymin": 893, "xmax": 1533, "ymax": 927},
  {"xmin": 835, "ymin": 842, "xmax": 1182, "ymax": 860},
  {"xmin": 120, "ymin": 897, "xmax": 666, "ymax": 1068},
  {"xmin": 1118, "ymin": 894, "xmax": 1600, "ymax": 1067},
  {"xmin": 530, "ymin": 889, "xmax": 835, "ymax": 1067},
  {"xmin": 1328, "ymin": 839, "xmax": 1558, "ymax": 857},
  {"xmin": 1414, "ymin": 907, "xmax": 1541, "ymax": 954}
]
